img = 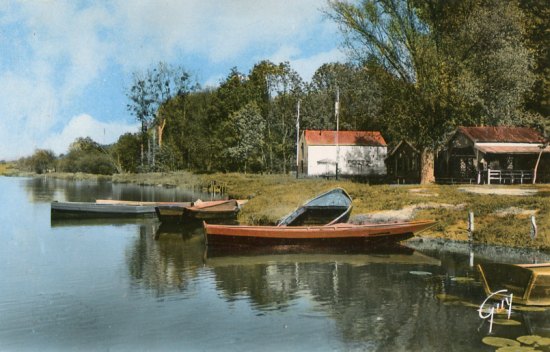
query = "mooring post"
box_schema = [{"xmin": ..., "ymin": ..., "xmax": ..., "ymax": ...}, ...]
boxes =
[
  {"xmin": 531, "ymin": 215, "xmax": 538, "ymax": 263},
  {"xmin": 468, "ymin": 211, "xmax": 474, "ymax": 240},
  {"xmin": 530, "ymin": 215, "xmax": 537, "ymax": 240},
  {"xmin": 468, "ymin": 211, "xmax": 475, "ymax": 267}
]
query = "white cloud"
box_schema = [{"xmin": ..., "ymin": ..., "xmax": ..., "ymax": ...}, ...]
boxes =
[
  {"xmin": 289, "ymin": 48, "xmax": 346, "ymax": 82},
  {"xmin": 0, "ymin": 71, "xmax": 58, "ymax": 160},
  {"xmin": 18, "ymin": 1, "xmax": 113, "ymax": 99},
  {"xmin": 110, "ymin": 0, "xmax": 331, "ymax": 67},
  {"xmin": 42, "ymin": 114, "xmax": 139, "ymax": 155},
  {"xmin": 0, "ymin": 0, "xmax": 344, "ymax": 160}
]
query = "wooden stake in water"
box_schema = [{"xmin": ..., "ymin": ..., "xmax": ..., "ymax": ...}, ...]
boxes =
[
  {"xmin": 530, "ymin": 215, "xmax": 537, "ymax": 240},
  {"xmin": 468, "ymin": 212, "xmax": 474, "ymax": 241},
  {"xmin": 468, "ymin": 211, "xmax": 475, "ymax": 267}
]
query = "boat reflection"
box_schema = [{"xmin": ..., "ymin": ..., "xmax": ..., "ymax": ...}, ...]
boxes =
[
  {"xmin": 50, "ymin": 217, "xmax": 157, "ymax": 228},
  {"xmin": 203, "ymin": 245, "xmax": 441, "ymax": 266},
  {"xmin": 127, "ymin": 223, "xmax": 205, "ymax": 297}
]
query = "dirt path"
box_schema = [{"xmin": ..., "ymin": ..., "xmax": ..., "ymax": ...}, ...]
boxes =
[{"xmin": 458, "ymin": 187, "xmax": 538, "ymax": 196}]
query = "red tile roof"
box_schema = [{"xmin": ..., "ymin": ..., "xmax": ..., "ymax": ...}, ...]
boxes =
[
  {"xmin": 458, "ymin": 126, "xmax": 544, "ymax": 143},
  {"xmin": 304, "ymin": 130, "xmax": 386, "ymax": 146}
]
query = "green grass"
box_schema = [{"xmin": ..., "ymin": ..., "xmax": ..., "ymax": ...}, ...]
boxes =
[{"xmin": 0, "ymin": 162, "xmax": 21, "ymax": 176}]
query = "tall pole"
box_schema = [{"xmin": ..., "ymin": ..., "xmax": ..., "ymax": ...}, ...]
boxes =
[
  {"xmin": 296, "ymin": 99, "xmax": 300, "ymax": 178},
  {"xmin": 335, "ymin": 87, "xmax": 340, "ymax": 180}
]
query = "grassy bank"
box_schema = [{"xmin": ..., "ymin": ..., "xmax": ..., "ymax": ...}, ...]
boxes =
[
  {"xmin": 0, "ymin": 162, "xmax": 23, "ymax": 176},
  {"xmin": 13, "ymin": 171, "xmax": 550, "ymax": 250}
]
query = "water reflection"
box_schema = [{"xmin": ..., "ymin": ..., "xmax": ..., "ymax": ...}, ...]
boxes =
[
  {"xmin": 24, "ymin": 176, "xmax": 209, "ymax": 203},
  {"xmin": 126, "ymin": 222, "xmax": 205, "ymax": 297},
  {"xmin": 7, "ymin": 176, "xmax": 550, "ymax": 350}
]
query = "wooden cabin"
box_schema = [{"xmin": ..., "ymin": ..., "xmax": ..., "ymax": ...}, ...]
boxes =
[
  {"xmin": 386, "ymin": 140, "xmax": 421, "ymax": 184},
  {"xmin": 437, "ymin": 126, "xmax": 550, "ymax": 184},
  {"xmin": 297, "ymin": 130, "xmax": 387, "ymax": 177}
]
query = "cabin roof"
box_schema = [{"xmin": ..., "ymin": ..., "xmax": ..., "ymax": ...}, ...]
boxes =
[
  {"xmin": 387, "ymin": 140, "xmax": 419, "ymax": 157},
  {"xmin": 457, "ymin": 126, "xmax": 544, "ymax": 144},
  {"xmin": 303, "ymin": 130, "xmax": 386, "ymax": 146},
  {"xmin": 475, "ymin": 143, "xmax": 550, "ymax": 154}
]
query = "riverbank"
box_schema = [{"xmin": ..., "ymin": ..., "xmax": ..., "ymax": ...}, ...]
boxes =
[{"xmin": 5, "ymin": 170, "xmax": 550, "ymax": 250}]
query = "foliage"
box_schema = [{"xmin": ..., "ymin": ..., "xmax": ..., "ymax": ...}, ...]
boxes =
[
  {"xmin": 113, "ymin": 133, "xmax": 141, "ymax": 173},
  {"xmin": 126, "ymin": 61, "xmax": 197, "ymax": 170},
  {"xmin": 113, "ymin": 1, "xmax": 548, "ymax": 176},
  {"xmin": 327, "ymin": 0, "xmax": 538, "ymax": 182},
  {"xmin": 520, "ymin": 0, "xmax": 550, "ymax": 118},
  {"xmin": 304, "ymin": 62, "xmax": 382, "ymax": 132},
  {"xmin": 225, "ymin": 102, "xmax": 266, "ymax": 173},
  {"xmin": 19, "ymin": 149, "xmax": 57, "ymax": 174},
  {"xmin": 58, "ymin": 137, "xmax": 117, "ymax": 175}
]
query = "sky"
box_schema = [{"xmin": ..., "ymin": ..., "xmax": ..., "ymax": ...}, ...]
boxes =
[{"xmin": 0, "ymin": 0, "xmax": 346, "ymax": 161}]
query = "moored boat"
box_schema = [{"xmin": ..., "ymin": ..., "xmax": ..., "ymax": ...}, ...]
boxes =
[
  {"xmin": 51, "ymin": 201, "xmax": 158, "ymax": 219},
  {"xmin": 277, "ymin": 188, "xmax": 352, "ymax": 226},
  {"xmin": 203, "ymin": 220, "xmax": 436, "ymax": 248},
  {"xmin": 95, "ymin": 199, "xmax": 191, "ymax": 207},
  {"xmin": 477, "ymin": 262, "xmax": 550, "ymax": 306},
  {"xmin": 155, "ymin": 199, "xmax": 248, "ymax": 224},
  {"xmin": 183, "ymin": 199, "xmax": 245, "ymax": 220},
  {"xmin": 155, "ymin": 205, "xmax": 188, "ymax": 224}
]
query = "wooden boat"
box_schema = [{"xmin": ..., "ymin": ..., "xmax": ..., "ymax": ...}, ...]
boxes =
[
  {"xmin": 203, "ymin": 220, "xmax": 436, "ymax": 248},
  {"xmin": 183, "ymin": 199, "xmax": 246, "ymax": 220},
  {"xmin": 51, "ymin": 201, "xmax": 158, "ymax": 219},
  {"xmin": 478, "ymin": 262, "xmax": 550, "ymax": 306},
  {"xmin": 277, "ymin": 188, "xmax": 352, "ymax": 226},
  {"xmin": 96, "ymin": 199, "xmax": 191, "ymax": 207},
  {"xmin": 51, "ymin": 199, "xmax": 194, "ymax": 219},
  {"xmin": 155, "ymin": 199, "xmax": 248, "ymax": 224}
]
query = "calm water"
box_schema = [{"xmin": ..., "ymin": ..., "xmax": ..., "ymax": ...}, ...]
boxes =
[{"xmin": 1, "ymin": 176, "xmax": 550, "ymax": 351}]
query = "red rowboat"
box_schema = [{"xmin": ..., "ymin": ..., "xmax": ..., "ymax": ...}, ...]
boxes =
[{"xmin": 203, "ymin": 220, "xmax": 436, "ymax": 247}]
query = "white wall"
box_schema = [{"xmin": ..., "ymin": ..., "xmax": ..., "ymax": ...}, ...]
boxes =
[{"xmin": 307, "ymin": 145, "xmax": 387, "ymax": 176}]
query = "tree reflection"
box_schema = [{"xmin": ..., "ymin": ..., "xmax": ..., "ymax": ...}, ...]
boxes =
[{"xmin": 204, "ymin": 248, "xmax": 491, "ymax": 348}]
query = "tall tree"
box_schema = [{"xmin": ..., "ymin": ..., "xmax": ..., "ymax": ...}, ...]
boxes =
[
  {"xmin": 126, "ymin": 62, "xmax": 196, "ymax": 170},
  {"xmin": 519, "ymin": 0, "xmax": 550, "ymax": 119},
  {"xmin": 266, "ymin": 62, "xmax": 304, "ymax": 173},
  {"xmin": 327, "ymin": 0, "xmax": 537, "ymax": 183},
  {"xmin": 305, "ymin": 62, "xmax": 382, "ymax": 132}
]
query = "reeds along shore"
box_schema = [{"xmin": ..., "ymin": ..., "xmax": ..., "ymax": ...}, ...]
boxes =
[{"xmin": 8, "ymin": 170, "xmax": 550, "ymax": 250}]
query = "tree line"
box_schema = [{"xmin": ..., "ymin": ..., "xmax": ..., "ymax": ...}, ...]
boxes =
[{"xmin": 19, "ymin": 0, "xmax": 549, "ymax": 181}]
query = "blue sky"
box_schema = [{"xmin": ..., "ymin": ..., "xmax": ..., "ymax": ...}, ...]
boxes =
[{"xmin": 0, "ymin": 1, "xmax": 345, "ymax": 160}]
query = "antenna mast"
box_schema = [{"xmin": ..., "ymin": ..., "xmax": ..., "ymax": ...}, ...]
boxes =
[
  {"xmin": 335, "ymin": 87, "xmax": 340, "ymax": 179},
  {"xmin": 296, "ymin": 99, "xmax": 300, "ymax": 178}
]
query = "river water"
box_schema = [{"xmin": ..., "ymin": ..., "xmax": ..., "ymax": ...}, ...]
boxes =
[{"xmin": 1, "ymin": 176, "xmax": 550, "ymax": 351}]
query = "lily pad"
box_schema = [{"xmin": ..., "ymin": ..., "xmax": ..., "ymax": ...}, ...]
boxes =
[
  {"xmin": 409, "ymin": 271, "xmax": 433, "ymax": 276},
  {"xmin": 496, "ymin": 346, "xmax": 537, "ymax": 352},
  {"xmin": 479, "ymin": 307, "xmax": 512, "ymax": 315},
  {"xmin": 513, "ymin": 306, "xmax": 547, "ymax": 312},
  {"xmin": 517, "ymin": 335, "xmax": 550, "ymax": 346},
  {"xmin": 450, "ymin": 276, "xmax": 475, "ymax": 283},
  {"xmin": 482, "ymin": 336, "xmax": 521, "ymax": 347},
  {"xmin": 492, "ymin": 318, "xmax": 522, "ymax": 326},
  {"xmin": 436, "ymin": 294, "xmax": 461, "ymax": 301},
  {"xmin": 459, "ymin": 301, "xmax": 480, "ymax": 308}
]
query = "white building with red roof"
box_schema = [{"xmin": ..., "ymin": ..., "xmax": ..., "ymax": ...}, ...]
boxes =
[{"xmin": 297, "ymin": 130, "xmax": 387, "ymax": 177}]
